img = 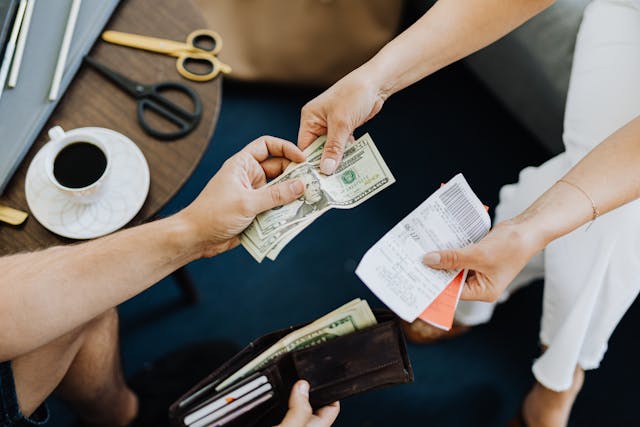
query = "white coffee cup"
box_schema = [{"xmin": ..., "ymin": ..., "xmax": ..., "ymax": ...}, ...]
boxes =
[{"xmin": 45, "ymin": 126, "xmax": 111, "ymax": 204}]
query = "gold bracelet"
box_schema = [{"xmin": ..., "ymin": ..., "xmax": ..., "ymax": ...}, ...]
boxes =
[{"xmin": 557, "ymin": 179, "xmax": 600, "ymax": 222}]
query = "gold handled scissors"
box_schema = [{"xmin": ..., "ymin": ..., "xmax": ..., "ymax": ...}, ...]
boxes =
[{"xmin": 101, "ymin": 30, "xmax": 232, "ymax": 82}]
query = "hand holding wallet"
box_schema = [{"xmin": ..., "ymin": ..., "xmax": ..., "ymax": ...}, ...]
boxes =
[{"xmin": 169, "ymin": 301, "xmax": 413, "ymax": 427}]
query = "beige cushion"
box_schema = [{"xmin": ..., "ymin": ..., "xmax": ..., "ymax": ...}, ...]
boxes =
[{"xmin": 195, "ymin": 0, "xmax": 403, "ymax": 86}]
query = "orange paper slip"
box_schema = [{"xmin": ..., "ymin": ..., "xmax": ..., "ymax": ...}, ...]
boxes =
[{"xmin": 419, "ymin": 270, "xmax": 467, "ymax": 330}]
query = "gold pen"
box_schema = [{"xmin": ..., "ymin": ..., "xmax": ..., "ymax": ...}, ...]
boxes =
[{"xmin": 0, "ymin": 204, "xmax": 28, "ymax": 225}]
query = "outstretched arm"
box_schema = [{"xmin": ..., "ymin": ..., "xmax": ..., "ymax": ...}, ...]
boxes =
[
  {"xmin": 424, "ymin": 115, "xmax": 640, "ymax": 302},
  {"xmin": 0, "ymin": 136, "xmax": 306, "ymax": 361},
  {"xmin": 299, "ymin": 0, "xmax": 555, "ymax": 174}
]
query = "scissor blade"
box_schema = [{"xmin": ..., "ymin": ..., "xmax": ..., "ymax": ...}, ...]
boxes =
[
  {"xmin": 102, "ymin": 30, "xmax": 193, "ymax": 58},
  {"xmin": 84, "ymin": 56, "xmax": 145, "ymax": 97}
]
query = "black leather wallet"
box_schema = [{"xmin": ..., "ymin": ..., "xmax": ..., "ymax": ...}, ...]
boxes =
[{"xmin": 169, "ymin": 310, "xmax": 413, "ymax": 427}]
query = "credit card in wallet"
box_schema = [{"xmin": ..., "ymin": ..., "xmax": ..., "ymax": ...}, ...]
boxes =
[
  {"xmin": 187, "ymin": 380, "xmax": 273, "ymax": 427},
  {"xmin": 208, "ymin": 392, "xmax": 274, "ymax": 427},
  {"xmin": 185, "ymin": 375, "xmax": 269, "ymax": 425}
]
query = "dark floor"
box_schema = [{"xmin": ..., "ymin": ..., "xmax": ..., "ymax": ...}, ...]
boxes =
[{"xmin": 50, "ymin": 63, "xmax": 640, "ymax": 426}]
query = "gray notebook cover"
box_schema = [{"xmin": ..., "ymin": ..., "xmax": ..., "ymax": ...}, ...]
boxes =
[{"xmin": 0, "ymin": 0, "xmax": 120, "ymax": 194}]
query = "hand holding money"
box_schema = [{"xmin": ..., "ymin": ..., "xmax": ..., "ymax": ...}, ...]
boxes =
[
  {"xmin": 241, "ymin": 134, "xmax": 395, "ymax": 262},
  {"xmin": 175, "ymin": 136, "xmax": 307, "ymax": 258}
]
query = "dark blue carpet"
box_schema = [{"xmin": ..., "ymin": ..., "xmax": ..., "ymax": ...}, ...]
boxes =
[{"xmin": 49, "ymin": 63, "xmax": 640, "ymax": 426}]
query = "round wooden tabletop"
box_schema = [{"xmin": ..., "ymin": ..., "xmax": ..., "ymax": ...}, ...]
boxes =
[{"xmin": 0, "ymin": 0, "xmax": 221, "ymax": 254}]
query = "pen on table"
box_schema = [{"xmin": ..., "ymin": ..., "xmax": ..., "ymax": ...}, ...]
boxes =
[
  {"xmin": 8, "ymin": 0, "xmax": 35, "ymax": 88},
  {"xmin": 0, "ymin": 0, "xmax": 27, "ymax": 100},
  {"xmin": 49, "ymin": 0, "xmax": 82, "ymax": 102}
]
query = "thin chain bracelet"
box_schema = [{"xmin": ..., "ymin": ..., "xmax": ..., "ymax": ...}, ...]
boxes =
[{"xmin": 557, "ymin": 179, "xmax": 600, "ymax": 228}]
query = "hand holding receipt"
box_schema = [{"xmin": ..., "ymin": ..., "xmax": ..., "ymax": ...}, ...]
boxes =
[{"xmin": 356, "ymin": 174, "xmax": 491, "ymax": 324}]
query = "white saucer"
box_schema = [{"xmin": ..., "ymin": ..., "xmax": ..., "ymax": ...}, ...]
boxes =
[{"xmin": 25, "ymin": 127, "xmax": 150, "ymax": 239}]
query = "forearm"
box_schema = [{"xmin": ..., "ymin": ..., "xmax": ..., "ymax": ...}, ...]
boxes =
[
  {"xmin": 0, "ymin": 214, "xmax": 202, "ymax": 360},
  {"xmin": 364, "ymin": 0, "xmax": 553, "ymax": 97},
  {"xmin": 513, "ymin": 115, "xmax": 640, "ymax": 249}
]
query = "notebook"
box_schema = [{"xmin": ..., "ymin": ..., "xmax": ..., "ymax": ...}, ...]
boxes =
[{"xmin": 0, "ymin": 0, "xmax": 120, "ymax": 194}]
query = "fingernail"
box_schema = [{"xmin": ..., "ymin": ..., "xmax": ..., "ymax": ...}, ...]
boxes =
[
  {"xmin": 423, "ymin": 252, "xmax": 441, "ymax": 265},
  {"xmin": 320, "ymin": 158, "xmax": 336, "ymax": 175},
  {"xmin": 298, "ymin": 381, "xmax": 309, "ymax": 396},
  {"xmin": 290, "ymin": 180, "xmax": 304, "ymax": 195}
]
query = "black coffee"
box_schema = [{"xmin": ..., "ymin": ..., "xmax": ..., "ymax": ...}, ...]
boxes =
[{"xmin": 53, "ymin": 142, "xmax": 107, "ymax": 188}]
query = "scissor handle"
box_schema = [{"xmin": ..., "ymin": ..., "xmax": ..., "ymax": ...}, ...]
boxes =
[
  {"xmin": 137, "ymin": 82, "xmax": 203, "ymax": 140},
  {"xmin": 186, "ymin": 29, "xmax": 223, "ymax": 55},
  {"xmin": 176, "ymin": 52, "xmax": 232, "ymax": 82}
]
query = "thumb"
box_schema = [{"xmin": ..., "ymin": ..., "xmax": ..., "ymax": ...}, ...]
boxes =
[
  {"xmin": 279, "ymin": 381, "xmax": 313, "ymax": 427},
  {"xmin": 423, "ymin": 246, "xmax": 476, "ymax": 271},
  {"xmin": 253, "ymin": 179, "xmax": 305, "ymax": 214},
  {"xmin": 320, "ymin": 118, "xmax": 351, "ymax": 175}
]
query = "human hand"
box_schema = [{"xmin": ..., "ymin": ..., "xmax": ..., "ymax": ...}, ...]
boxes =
[
  {"xmin": 422, "ymin": 219, "xmax": 544, "ymax": 302},
  {"xmin": 178, "ymin": 136, "xmax": 306, "ymax": 258},
  {"xmin": 298, "ymin": 67, "xmax": 387, "ymax": 175},
  {"xmin": 276, "ymin": 381, "xmax": 340, "ymax": 427}
]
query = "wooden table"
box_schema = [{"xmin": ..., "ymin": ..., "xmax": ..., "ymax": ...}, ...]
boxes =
[{"xmin": 0, "ymin": 0, "xmax": 221, "ymax": 254}]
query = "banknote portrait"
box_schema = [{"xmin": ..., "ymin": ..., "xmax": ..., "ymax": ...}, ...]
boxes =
[{"xmin": 290, "ymin": 166, "xmax": 331, "ymax": 220}]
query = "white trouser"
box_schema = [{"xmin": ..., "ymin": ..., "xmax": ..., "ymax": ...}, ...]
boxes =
[{"xmin": 455, "ymin": 0, "xmax": 640, "ymax": 391}]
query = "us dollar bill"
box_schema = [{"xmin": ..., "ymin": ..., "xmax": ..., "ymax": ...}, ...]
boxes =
[
  {"xmin": 241, "ymin": 133, "xmax": 395, "ymax": 262},
  {"xmin": 240, "ymin": 213, "xmax": 319, "ymax": 263},
  {"xmin": 265, "ymin": 217, "xmax": 315, "ymax": 261},
  {"xmin": 215, "ymin": 299, "xmax": 377, "ymax": 391}
]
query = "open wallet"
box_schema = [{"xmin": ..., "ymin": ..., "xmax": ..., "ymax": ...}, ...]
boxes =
[{"xmin": 169, "ymin": 309, "xmax": 413, "ymax": 427}]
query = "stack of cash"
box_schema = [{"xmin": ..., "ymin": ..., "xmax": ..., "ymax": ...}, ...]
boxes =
[
  {"xmin": 241, "ymin": 133, "xmax": 395, "ymax": 262},
  {"xmin": 215, "ymin": 299, "xmax": 377, "ymax": 391}
]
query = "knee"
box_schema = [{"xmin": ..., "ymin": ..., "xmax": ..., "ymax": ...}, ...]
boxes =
[
  {"xmin": 81, "ymin": 308, "xmax": 119, "ymax": 340},
  {"xmin": 48, "ymin": 309, "xmax": 118, "ymax": 354},
  {"xmin": 63, "ymin": 309, "xmax": 119, "ymax": 353},
  {"xmin": 93, "ymin": 308, "xmax": 118, "ymax": 328}
]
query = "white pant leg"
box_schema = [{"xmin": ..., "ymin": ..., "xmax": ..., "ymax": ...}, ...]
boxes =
[
  {"xmin": 533, "ymin": 0, "xmax": 640, "ymax": 391},
  {"xmin": 457, "ymin": 0, "xmax": 640, "ymax": 386}
]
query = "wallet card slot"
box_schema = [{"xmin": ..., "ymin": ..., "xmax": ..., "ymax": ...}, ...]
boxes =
[
  {"xmin": 225, "ymin": 364, "xmax": 288, "ymax": 427},
  {"xmin": 183, "ymin": 365, "xmax": 286, "ymax": 427},
  {"xmin": 175, "ymin": 328, "xmax": 295, "ymax": 412},
  {"xmin": 183, "ymin": 372, "xmax": 269, "ymax": 424}
]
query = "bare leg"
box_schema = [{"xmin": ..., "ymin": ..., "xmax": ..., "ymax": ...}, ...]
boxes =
[
  {"xmin": 401, "ymin": 319, "xmax": 470, "ymax": 343},
  {"xmin": 521, "ymin": 365, "xmax": 584, "ymax": 427},
  {"xmin": 11, "ymin": 309, "xmax": 137, "ymax": 426}
]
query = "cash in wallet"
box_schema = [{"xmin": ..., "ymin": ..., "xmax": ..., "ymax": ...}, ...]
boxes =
[{"xmin": 169, "ymin": 299, "xmax": 413, "ymax": 427}]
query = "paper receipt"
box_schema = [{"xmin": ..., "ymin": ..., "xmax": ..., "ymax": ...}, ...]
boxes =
[{"xmin": 356, "ymin": 174, "xmax": 490, "ymax": 322}]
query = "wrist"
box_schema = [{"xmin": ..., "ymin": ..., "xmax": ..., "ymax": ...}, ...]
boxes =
[
  {"xmin": 168, "ymin": 211, "xmax": 233, "ymax": 260},
  {"xmin": 161, "ymin": 213, "xmax": 209, "ymax": 262},
  {"xmin": 506, "ymin": 211, "xmax": 553, "ymax": 256},
  {"xmin": 509, "ymin": 180, "xmax": 597, "ymax": 250},
  {"xmin": 359, "ymin": 53, "xmax": 398, "ymax": 101}
]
